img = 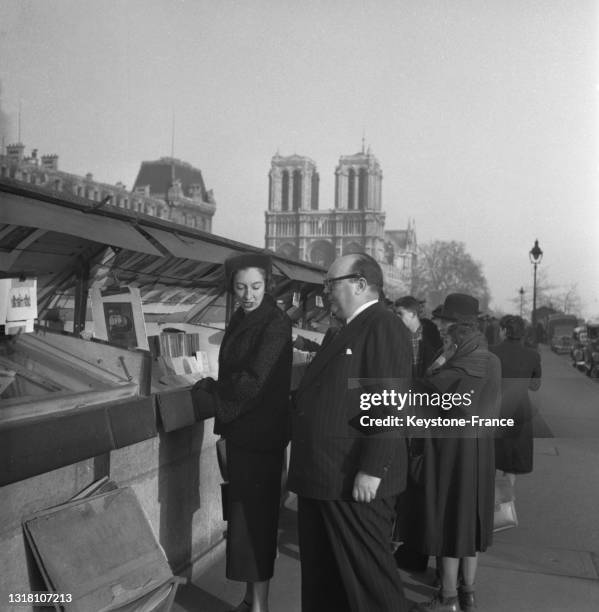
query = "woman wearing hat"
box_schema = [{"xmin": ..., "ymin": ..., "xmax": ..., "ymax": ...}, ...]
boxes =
[
  {"xmin": 409, "ymin": 294, "xmax": 501, "ymax": 612},
  {"xmin": 492, "ymin": 315, "xmax": 542, "ymax": 485},
  {"xmin": 192, "ymin": 252, "xmax": 292, "ymax": 612}
]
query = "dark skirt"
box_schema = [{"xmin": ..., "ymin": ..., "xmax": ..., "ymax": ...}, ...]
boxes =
[
  {"xmin": 225, "ymin": 441, "xmax": 285, "ymax": 582},
  {"xmin": 495, "ymin": 417, "xmax": 534, "ymax": 473}
]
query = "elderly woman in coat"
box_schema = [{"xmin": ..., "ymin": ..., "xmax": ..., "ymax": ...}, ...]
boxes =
[
  {"xmin": 409, "ymin": 294, "xmax": 501, "ymax": 612},
  {"xmin": 191, "ymin": 253, "xmax": 292, "ymax": 612},
  {"xmin": 492, "ymin": 315, "xmax": 542, "ymax": 485}
]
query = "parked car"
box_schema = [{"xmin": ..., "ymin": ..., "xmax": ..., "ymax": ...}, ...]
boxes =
[
  {"xmin": 551, "ymin": 332, "xmax": 574, "ymax": 354},
  {"xmin": 583, "ymin": 323, "xmax": 599, "ymax": 378},
  {"xmin": 543, "ymin": 313, "xmax": 578, "ymax": 346},
  {"xmin": 571, "ymin": 326, "xmax": 588, "ymax": 371}
]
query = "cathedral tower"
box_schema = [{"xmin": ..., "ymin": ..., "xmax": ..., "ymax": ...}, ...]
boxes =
[
  {"xmin": 268, "ymin": 153, "xmax": 319, "ymax": 212},
  {"xmin": 334, "ymin": 146, "xmax": 382, "ymax": 211},
  {"xmin": 264, "ymin": 146, "xmax": 414, "ymax": 296}
]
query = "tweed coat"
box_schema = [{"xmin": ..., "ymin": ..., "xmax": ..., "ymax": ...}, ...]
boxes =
[
  {"xmin": 406, "ymin": 333, "xmax": 502, "ymax": 557},
  {"xmin": 491, "ymin": 338, "xmax": 542, "ymax": 473},
  {"xmin": 212, "ymin": 293, "xmax": 292, "ymax": 451},
  {"xmin": 287, "ymin": 302, "xmax": 413, "ymax": 501}
]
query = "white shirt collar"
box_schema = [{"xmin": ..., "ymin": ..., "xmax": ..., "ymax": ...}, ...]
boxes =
[{"xmin": 346, "ymin": 299, "xmax": 379, "ymax": 324}]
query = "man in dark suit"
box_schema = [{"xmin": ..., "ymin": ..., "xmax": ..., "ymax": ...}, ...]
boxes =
[{"xmin": 288, "ymin": 253, "xmax": 412, "ymax": 612}]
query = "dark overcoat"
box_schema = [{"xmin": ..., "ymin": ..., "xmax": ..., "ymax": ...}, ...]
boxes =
[
  {"xmin": 491, "ymin": 338, "xmax": 541, "ymax": 473},
  {"xmin": 407, "ymin": 333, "xmax": 501, "ymax": 558},
  {"xmin": 212, "ymin": 293, "xmax": 292, "ymax": 451},
  {"xmin": 419, "ymin": 317, "xmax": 443, "ymax": 376},
  {"xmin": 288, "ymin": 302, "xmax": 413, "ymax": 500}
]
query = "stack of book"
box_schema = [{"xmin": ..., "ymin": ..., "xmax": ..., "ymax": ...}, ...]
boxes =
[{"xmin": 149, "ymin": 330, "xmax": 210, "ymax": 381}]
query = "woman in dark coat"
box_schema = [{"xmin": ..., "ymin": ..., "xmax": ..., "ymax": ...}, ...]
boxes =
[
  {"xmin": 492, "ymin": 315, "xmax": 541, "ymax": 483},
  {"xmin": 410, "ymin": 294, "xmax": 501, "ymax": 612},
  {"xmin": 192, "ymin": 253, "xmax": 292, "ymax": 612}
]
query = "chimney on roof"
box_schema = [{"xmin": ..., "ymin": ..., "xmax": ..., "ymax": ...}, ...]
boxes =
[
  {"xmin": 41, "ymin": 154, "xmax": 59, "ymax": 172},
  {"xmin": 85, "ymin": 172, "xmax": 93, "ymax": 181},
  {"xmin": 6, "ymin": 143, "xmax": 25, "ymax": 164}
]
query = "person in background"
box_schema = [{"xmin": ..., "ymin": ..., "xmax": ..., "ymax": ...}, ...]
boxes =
[
  {"xmin": 417, "ymin": 299, "xmax": 444, "ymax": 359},
  {"xmin": 491, "ymin": 315, "xmax": 542, "ymax": 486},
  {"xmin": 395, "ymin": 296, "xmax": 443, "ymax": 378},
  {"xmin": 478, "ymin": 315, "xmax": 501, "ymax": 347},
  {"xmin": 191, "ymin": 253, "xmax": 292, "ymax": 612},
  {"xmin": 393, "ymin": 295, "xmax": 443, "ymax": 572},
  {"xmin": 408, "ymin": 294, "xmax": 501, "ymax": 612},
  {"xmin": 288, "ymin": 253, "xmax": 412, "ymax": 612}
]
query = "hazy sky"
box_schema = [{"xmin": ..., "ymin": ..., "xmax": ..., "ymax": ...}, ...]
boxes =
[{"xmin": 1, "ymin": 0, "xmax": 598, "ymax": 316}]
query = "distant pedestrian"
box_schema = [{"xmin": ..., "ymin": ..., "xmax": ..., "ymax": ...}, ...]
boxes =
[
  {"xmin": 395, "ymin": 296, "xmax": 443, "ymax": 378},
  {"xmin": 492, "ymin": 315, "xmax": 542, "ymax": 485},
  {"xmin": 393, "ymin": 296, "xmax": 443, "ymax": 572}
]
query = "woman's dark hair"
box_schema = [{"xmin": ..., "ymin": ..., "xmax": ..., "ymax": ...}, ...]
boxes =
[
  {"xmin": 500, "ymin": 315, "xmax": 525, "ymax": 339},
  {"xmin": 224, "ymin": 253, "xmax": 272, "ymax": 293},
  {"xmin": 231, "ymin": 266, "xmax": 275, "ymax": 296}
]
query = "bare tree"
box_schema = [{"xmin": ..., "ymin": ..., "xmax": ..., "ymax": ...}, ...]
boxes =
[
  {"xmin": 509, "ymin": 269, "xmax": 561, "ymax": 320},
  {"xmin": 412, "ymin": 241, "xmax": 491, "ymax": 310},
  {"xmin": 512, "ymin": 271, "xmax": 584, "ymax": 320},
  {"xmin": 547, "ymin": 284, "xmax": 583, "ymax": 315}
]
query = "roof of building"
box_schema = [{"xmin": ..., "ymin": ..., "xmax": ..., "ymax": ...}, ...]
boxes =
[
  {"xmin": 385, "ymin": 229, "xmax": 414, "ymax": 250},
  {"xmin": 133, "ymin": 158, "xmax": 208, "ymax": 199},
  {"xmin": 271, "ymin": 153, "xmax": 317, "ymax": 168}
]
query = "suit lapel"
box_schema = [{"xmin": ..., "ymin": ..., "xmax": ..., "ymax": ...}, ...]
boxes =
[{"xmin": 297, "ymin": 303, "xmax": 380, "ymax": 393}]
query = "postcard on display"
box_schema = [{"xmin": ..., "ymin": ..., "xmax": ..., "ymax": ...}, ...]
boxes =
[
  {"xmin": 91, "ymin": 286, "xmax": 149, "ymax": 350},
  {"xmin": 1, "ymin": 278, "xmax": 38, "ymax": 324}
]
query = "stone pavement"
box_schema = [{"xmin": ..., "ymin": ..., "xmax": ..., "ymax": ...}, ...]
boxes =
[{"xmin": 174, "ymin": 347, "xmax": 599, "ymax": 611}]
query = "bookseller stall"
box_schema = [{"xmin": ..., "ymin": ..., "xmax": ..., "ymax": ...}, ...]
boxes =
[{"xmin": 0, "ymin": 179, "xmax": 326, "ymax": 609}]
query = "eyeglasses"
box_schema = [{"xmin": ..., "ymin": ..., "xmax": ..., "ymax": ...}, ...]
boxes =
[{"xmin": 323, "ymin": 273, "xmax": 361, "ymax": 291}]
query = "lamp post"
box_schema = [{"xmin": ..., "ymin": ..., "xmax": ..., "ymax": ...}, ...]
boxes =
[
  {"xmin": 529, "ymin": 239, "xmax": 543, "ymax": 342},
  {"xmin": 519, "ymin": 287, "xmax": 525, "ymax": 317}
]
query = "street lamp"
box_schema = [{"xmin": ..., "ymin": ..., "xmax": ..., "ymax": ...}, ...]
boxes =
[
  {"xmin": 519, "ymin": 287, "xmax": 525, "ymax": 317},
  {"xmin": 529, "ymin": 239, "xmax": 543, "ymax": 342}
]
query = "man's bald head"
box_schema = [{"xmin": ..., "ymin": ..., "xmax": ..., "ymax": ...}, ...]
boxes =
[{"xmin": 325, "ymin": 254, "xmax": 383, "ymax": 320}]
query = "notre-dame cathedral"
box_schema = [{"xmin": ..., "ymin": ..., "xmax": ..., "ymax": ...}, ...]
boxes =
[{"xmin": 264, "ymin": 146, "xmax": 416, "ymax": 298}]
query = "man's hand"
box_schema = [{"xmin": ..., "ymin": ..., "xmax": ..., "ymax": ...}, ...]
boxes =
[{"xmin": 352, "ymin": 471, "xmax": 381, "ymax": 503}]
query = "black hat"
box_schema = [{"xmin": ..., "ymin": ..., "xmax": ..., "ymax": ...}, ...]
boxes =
[
  {"xmin": 432, "ymin": 293, "xmax": 480, "ymax": 322},
  {"xmin": 224, "ymin": 253, "xmax": 272, "ymax": 292}
]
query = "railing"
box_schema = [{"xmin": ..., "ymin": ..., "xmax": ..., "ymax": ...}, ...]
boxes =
[{"xmin": 267, "ymin": 211, "xmax": 369, "ymax": 238}]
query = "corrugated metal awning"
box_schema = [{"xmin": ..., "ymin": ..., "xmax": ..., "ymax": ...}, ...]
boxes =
[
  {"xmin": 273, "ymin": 259, "xmax": 324, "ymax": 285},
  {"xmin": 142, "ymin": 226, "xmax": 238, "ymax": 264},
  {"xmin": 0, "ymin": 192, "xmax": 161, "ymax": 256}
]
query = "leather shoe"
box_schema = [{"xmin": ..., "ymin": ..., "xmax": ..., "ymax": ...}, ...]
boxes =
[
  {"xmin": 458, "ymin": 588, "xmax": 476, "ymax": 611},
  {"xmin": 411, "ymin": 594, "xmax": 459, "ymax": 612}
]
